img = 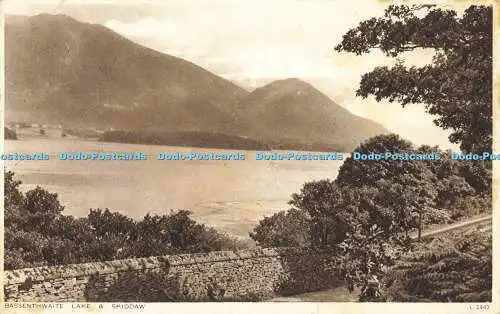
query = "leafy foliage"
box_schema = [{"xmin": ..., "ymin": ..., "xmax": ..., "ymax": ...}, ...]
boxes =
[
  {"xmin": 4, "ymin": 171, "xmax": 24, "ymax": 210},
  {"xmin": 336, "ymin": 134, "xmax": 467, "ymax": 229},
  {"xmin": 249, "ymin": 208, "xmax": 311, "ymax": 247},
  {"xmin": 335, "ymin": 5, "xmax": 492, "ymax": 152},
  {"xmin": 4, "ymin": 171, "xmax": 247, "ymax": 270},
  {"xmin": 386, "ymin": 229, "xmax": 492, "ymax": 302},
  {"xmin": 250, "ymin": 180, "xmax": 353, "ymax": 248},
  {"xmin": 332, "ymin": 135, "xmax": 490, "ymax": 300},
  {"xmin": 336, "ymin": 134, "xmax": 415, "ymax": 187},
  {"xmin": 289, "ymin": 180, "xmax": 350, "ymax": 246},
  {"xmin": 251, "ymin": 132, "xmax": 491, "ymax": 301}
]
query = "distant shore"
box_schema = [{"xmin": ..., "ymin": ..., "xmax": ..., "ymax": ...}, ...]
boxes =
[
  {"xmin": 4, "ymin": 127, "xmax": 17, "ymax": 140},
  {"xmin": 6, "ymin": 126, "xmax": 352, "ymax": 152},
  {"xmin": 99, "ymin": 130, "xmax": 272, "ymax": 151},
  {"xmin": 99, "ymin": 130, "xmax": 351, "ymax": 152}
]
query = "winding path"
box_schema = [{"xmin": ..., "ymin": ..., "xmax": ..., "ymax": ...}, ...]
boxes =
[{"xmin": 272, "ymin": 213, "xmax": 492, "ymax": 302}]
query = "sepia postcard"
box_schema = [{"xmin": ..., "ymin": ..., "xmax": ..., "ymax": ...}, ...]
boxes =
[{"xmin": 0, "ymin": 0, "xmax": 498, "ymax": 313}]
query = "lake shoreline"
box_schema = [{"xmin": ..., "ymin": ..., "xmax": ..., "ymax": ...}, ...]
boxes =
[
  {"xmin": 5, "ymin": 138, "xmax": 345, "ymax": 239},
  {"xmin": 7, "ymin": 127, "xmax": 352, "ymax": 152}
]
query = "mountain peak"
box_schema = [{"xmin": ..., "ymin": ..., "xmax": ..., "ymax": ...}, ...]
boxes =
[
  {"xmin": 267, "ymin": 77, "xmax": 312, "ymax": 88},
  {"xmin": 26, "ymin": 13, "xmax": 83, "ymax": 26},
  {"xmin": 249, "ymin": 78, "xmax": 322, "ymax": 100},
  {"xmin": 277, "ymin": 77, "xmax": 305, "ymax": 83},
  {"xmin": 31, "ymin": 13, "xmax": 74, "ymax": 20},
  {"xmin": 235, "ymin": 77, "xmax": 390, "ymax": 150},
  {"xmin": 5, "ymin": 13, "xmax": 249, "ymax": 132}
]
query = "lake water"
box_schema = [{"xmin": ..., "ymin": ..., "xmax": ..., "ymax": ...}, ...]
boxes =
[{"xmin": 4, "ymin": 138, "xmax": 345, "ymax": 238}]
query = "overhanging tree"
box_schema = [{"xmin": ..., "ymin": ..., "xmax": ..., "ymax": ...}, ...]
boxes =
[
  {"xmin": 335, "ymin": 5, "xmax": 492, "ymax": 153},
  {"xmin": 289, "ymin": 180, "xmax": 351, "ymax": 246}
]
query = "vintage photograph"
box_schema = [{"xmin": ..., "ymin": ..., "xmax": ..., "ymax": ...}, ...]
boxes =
[{"xmin": 2, "ymin": 0, "xmax": 494, "ymax": 307}]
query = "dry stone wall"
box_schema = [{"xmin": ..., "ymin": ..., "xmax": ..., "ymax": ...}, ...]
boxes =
[{"xmin": 4, "ymin": 247, "xmax": 341, "ymax": 302}]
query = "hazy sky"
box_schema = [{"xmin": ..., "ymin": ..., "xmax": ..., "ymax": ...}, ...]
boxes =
[{"xmin": 3, "ymin": 0, "xmax": 480, "ymax": 150}]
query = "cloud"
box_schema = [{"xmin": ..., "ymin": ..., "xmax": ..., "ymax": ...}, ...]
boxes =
[{"xmin": 102, "ymin": 1, "xmax": 436, "ymax": 83}]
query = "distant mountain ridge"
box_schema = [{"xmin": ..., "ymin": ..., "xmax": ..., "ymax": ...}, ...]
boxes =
[
  {"xmin": 5, "ymin": 14, "xmax": 248, "ymax": 133},
  {"xmin": 234, "ymin": 78, "xmax": 389, "ymax": 151},
  {"xmin": 5, "ymin": 14, "xmax": 389, "ymax": 151}
]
